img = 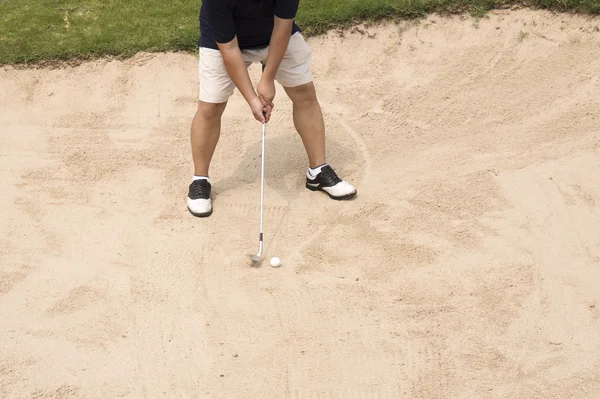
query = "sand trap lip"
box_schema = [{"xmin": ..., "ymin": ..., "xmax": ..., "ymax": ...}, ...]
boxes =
[{"xmin": 1, "ymin": 9, "xmax": 600, "ymax": 398}]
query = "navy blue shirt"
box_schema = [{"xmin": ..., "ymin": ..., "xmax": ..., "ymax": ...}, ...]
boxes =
[{"xmin": 199, "ymin": 0, "xmax": 301, "ymax": 50}]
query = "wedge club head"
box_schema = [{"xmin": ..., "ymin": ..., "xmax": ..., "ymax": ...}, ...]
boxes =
[{"xmin": 246, "ymin": 254, "xmax": 261, "ymax": 263}]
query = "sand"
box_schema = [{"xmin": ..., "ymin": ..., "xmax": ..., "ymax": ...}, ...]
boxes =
[{"xmin": 1, "ymin": 9, "xmax": 600, "ymax": 398}]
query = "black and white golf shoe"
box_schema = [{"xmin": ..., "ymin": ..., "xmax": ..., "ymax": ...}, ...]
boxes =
[
  {"xmin": 305, "ymin": 165, "xmax": 357, "ymax": 200},
  {"xmin": 187, "ymin": 179, "xmax": 212, "ymax": 217}
]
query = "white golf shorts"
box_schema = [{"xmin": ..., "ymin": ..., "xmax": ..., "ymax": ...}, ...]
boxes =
[{"xmin": 198, "ymin": 32, "xmax": 313, "ymax": 103}]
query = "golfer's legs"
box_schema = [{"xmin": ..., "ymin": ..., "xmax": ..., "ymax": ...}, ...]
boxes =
[
  {"xmin": 192, "ymin": 48, "xmax": 236, "ymax": 177},
  {"xmin": 276, "ymin": 34, "xmax": 325, "ymax": 168},
  {"xmin": 284, "ymin": 83, "xmax": 326, "ymax": 169},
  {"xmin": 191, "ymin": 101, "xmax": 227, "ymax": 177}
]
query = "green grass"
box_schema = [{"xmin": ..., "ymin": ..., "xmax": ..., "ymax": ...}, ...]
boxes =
[
  {"xmin": 1, "ymin": 0, "xmax": 599, "ymax": 65},
  {"xmin": 0, "ymin": 0, "xmax": 199, "ymax": 65}
]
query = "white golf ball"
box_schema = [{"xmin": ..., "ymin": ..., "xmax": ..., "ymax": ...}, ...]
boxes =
[{"xmin": 270, "ymin": 257, "xmax": 281, "ymax": 267}]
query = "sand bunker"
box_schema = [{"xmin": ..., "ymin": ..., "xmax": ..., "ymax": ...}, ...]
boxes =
[{"xmin": 1, "ymin": 9, "xmax": 600, "ymax": 398}]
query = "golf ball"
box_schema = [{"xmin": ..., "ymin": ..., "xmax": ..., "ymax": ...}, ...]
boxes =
[{"xmin": 270, "ymin": 257, "xmax": 281, "ymax": 267}]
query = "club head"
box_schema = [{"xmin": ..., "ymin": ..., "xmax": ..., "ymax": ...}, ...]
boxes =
[{"xmin": 247, "ymin": 254, "xmax": 262, "ymax": 264}]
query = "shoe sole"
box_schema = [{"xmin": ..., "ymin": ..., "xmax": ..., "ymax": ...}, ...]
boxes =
[
  {"xmin": 187, "ymin": 206, "xmax": 213, "ymax": 218},
  {"xmin": 306, "ymin": 183, "xmax": 357, "ymax": 200}
]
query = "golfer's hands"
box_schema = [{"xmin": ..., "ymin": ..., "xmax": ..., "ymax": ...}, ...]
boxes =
[
  {"xmin": 257, "ymin": 77, "xmax": 275, "ymax": 122},
  {"xmin": 249, "ymin": 96, "xmax": 271, "ymax": 124}
]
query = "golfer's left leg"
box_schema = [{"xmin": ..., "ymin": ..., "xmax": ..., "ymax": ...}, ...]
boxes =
[
  {"xmin": 277, "ymin": 33, "xmax": 357, "ymax": 200},
  {"xmin": 284, "ymin": 82, "xmax": 326, "ymax": 169}
]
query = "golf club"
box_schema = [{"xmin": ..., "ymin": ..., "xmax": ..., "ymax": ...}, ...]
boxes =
[{"xmin": 247, "ymin": 119, "xmax": 266, "ymax": 264}]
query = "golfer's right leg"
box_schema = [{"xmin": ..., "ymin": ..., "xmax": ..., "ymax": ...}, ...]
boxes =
[{"xmin": 187, "ymin": 47, "xmax": 235, "ymax": 218}]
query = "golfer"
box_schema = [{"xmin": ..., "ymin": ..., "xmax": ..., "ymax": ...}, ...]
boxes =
[{"xmin": 187, "ymin": 0, "xmax": 357, "ymax": 217}]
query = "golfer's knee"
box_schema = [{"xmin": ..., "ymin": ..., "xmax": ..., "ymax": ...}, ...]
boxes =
[
  {"xmin": 289, "ymin": 83, "xmax": 318, "ymax": 108},
  {"xmin": 196, "ymin": 101, "xmax": 226, "ymax": 121}
]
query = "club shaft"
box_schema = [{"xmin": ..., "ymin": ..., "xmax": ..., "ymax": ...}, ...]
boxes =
[{"xmin": 259, "ymin": 122, "xmax": 265, "ymax": 254}]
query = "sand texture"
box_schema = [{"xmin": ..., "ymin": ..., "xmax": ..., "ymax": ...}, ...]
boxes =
[{"xmin": 1, "ymin": 9, "xmax": 600, "ymax": 398}]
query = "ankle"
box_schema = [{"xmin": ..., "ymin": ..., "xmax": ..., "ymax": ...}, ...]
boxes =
[
  {"xmin": 193, "ymin": 175, "xmax": 210, "ymax": 182},
  {"xmin": 309, "ymin": 161, "xmax": 326, "ymax": 169},
  {"xmin": 308, "ymin": 164, "xmax": 327, "ymax": 175}
]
